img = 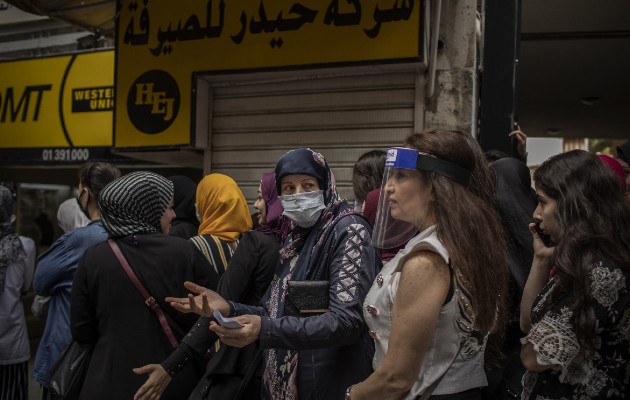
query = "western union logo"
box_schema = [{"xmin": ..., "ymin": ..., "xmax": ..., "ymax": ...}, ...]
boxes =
[{"xmin": 72, "ymin": 86, "xmax": 115, "ymax": 112}]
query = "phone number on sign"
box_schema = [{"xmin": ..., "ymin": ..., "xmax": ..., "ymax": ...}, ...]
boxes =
[{"xmin": 42, "ymin": 148, "xmax": 90, "ymax": 162}]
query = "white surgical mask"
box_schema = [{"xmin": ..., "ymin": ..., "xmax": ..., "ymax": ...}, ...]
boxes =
[{"xmin": 279, "ymin": 190, "xmax": 326, "ymax": 228}]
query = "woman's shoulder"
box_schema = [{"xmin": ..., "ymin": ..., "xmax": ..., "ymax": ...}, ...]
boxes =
[
  {"xmin": 400, "ymin": 250, "xmax": 449, "ymax": 274},
  {"xmin": 245, "ymin": 230, "xmax": 278, "ymax": 245},
  {"xmin": 18, "ymin": 235, "xmax": 35, "ymax": 252},
  {"xmin": 65, "ymin": 221, "xmax": 108, "ymax": 245},
  {"xmin": 330, "ymin": 212, "xmax": 371, "ymax": 231}
]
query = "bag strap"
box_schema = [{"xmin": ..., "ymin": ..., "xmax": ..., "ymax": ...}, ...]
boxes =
[
  {"xmin": 232, "ymin": 348, "xmax": 263, "ymax": 400},
  {"xmin": 108, "ymin": 239, "xmax": 182, "ymax": 347}
]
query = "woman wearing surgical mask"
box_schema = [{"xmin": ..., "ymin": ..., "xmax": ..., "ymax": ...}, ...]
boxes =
[
  {"xmin": 32, "ymin": 162, "xmax": 121, "ymax": 400},
  {"xmin": 167, "ymin": 148, "xmax": 381, "ymax": 400},
  {"xmin": 347, "ymin": 131, "xmax": 509, "ymax": 400}
]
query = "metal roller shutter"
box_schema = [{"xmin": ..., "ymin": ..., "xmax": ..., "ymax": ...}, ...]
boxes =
[{"xmin": 198, "ymin": 67, "xmax": 421, "ymax": 207}]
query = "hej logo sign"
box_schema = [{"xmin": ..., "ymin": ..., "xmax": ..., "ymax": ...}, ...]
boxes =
[{"xmin": 126, "ymin": 70, "xmax": 180, "ymax": 134}]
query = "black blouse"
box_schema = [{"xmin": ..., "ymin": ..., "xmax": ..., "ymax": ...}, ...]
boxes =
[
  {"xmin": 161, "ymin": 230, "xmax": 279, "ymax": 376},
  {"xmin": 522, "ymin": 260, "xmax": 630, "ymax": 400},
  {"xmin": 71, "ymin": 233, "xmax": 218, "ymax": 400}
]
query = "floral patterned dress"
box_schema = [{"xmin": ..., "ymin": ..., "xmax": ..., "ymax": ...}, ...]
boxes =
[{"xmin": 521, "ymin": 260, "xmax": 630, "ymax": 399}]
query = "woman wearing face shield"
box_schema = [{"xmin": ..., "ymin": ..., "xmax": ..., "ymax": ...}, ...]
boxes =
[
  {"xmin": 167, "ymin": 148, "xmax": 381, "ymax": 400},
  {"xmin": 348, "ymin": 131, "xmax": 509, "ymax": 400}
]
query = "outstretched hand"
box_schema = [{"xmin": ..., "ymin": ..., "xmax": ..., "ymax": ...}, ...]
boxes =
[
  {"xmin": 166, "ymin": 281, "xmax": 229, "ymax": 317},
  {"xmin": 132, "ymin": 364, "xmax": 171, "ymax": 400}
]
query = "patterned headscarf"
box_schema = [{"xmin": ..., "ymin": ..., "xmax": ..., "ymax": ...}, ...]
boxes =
[
  {"xmin": 0, "ymin": 186, "xmax": 25, "ymax": 293},
  {"xmin": 274, "ymin": 148, "xmax": 328, "ymax": 196},
  {"xmin": 196, "ymin": 173, "xmax": 252, "ymax": 241},
  {"xmin": 255, "ymin": 172, "xmax": 292, "ymax": 244},
  {"xmin": 274, "ymin": 148, "xmax": 344, "ymax": 264},
  {"xmin": 99, "ymin": 172, "xmax": 174, "ymax": 238}
]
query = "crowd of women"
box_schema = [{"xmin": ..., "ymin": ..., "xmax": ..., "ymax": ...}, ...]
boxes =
[{"xmin": 1, "ymin": 133, "xmax": 629, "ymax": 400}]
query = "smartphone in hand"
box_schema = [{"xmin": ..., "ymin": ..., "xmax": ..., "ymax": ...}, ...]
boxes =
[
  {"xmin": 213, "ymin": 309, "xmax": 243, "ymax": 329},
  {"xmin": 534, "ymin": 220, "xmax": 555, "ymax": 247}
]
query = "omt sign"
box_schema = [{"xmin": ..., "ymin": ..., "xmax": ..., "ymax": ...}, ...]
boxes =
[{"xmin": 0, "ymin": 51, "xmax": 114, "ymax": 162}]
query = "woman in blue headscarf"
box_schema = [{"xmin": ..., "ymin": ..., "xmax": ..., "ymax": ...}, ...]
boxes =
[{"xmin": 168, "ymin": 148, "xmax": 381, "ymax": 400}]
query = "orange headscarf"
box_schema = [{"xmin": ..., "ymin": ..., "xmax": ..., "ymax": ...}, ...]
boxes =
[{"xmin": 196, "ymin": 173, "xmax": 252, "ymax": 241}]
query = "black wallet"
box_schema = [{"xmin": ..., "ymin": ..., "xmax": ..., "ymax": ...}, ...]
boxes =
[{"xmin": 284, "ymin": 280, "xmax": 331, "ymax": 317}]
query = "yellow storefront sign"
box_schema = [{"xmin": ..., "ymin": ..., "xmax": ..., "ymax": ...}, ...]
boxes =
[
  {"xmin": 0, "ymin": 51, "xmax": 114, "ymax": 149},
  {"xmin": 116, "ymin": 0, "xmax": 422, "ymax": 148}
]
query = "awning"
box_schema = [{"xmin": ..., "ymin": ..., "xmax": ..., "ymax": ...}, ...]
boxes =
[{"xmin": 4, "ymin": 0, "xmax": 115, "ymax": 37}]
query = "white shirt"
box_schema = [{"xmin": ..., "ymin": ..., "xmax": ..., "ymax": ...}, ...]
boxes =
[{"xmin": 363, "ymin": 225, "xmax": 487, "ymax": 398}]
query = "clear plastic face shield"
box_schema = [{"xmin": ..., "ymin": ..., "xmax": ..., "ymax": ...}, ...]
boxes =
[{"xmin": 371, "ymin": 147, "xmax": 471, "ymax": 249}]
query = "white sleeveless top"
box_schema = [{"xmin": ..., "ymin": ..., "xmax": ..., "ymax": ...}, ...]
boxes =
[{"xmin": 363, "ymin": 225, "xmax": 487, "ymax": 398}]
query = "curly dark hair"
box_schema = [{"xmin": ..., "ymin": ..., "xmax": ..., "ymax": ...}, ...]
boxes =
[
  {"xmin": 404, "ymin": 131, "xmax": 509, "ymax": 364},
  {"xmin": 352, "ymin": 150, "xmax": 387, "ymax": 202},
  {"xmin": 533, "ymin": 150, "xmax": 630, "ymax": 350}
]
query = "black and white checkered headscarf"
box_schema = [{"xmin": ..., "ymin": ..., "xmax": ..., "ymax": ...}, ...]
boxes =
[{"xmin": 99, "ymin": 171, "xmax": 174, "ymax": 238}]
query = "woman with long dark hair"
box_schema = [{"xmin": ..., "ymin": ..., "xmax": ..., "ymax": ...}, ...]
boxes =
[
  {"xmin": 347, "ymin": 130, "xmax": 508, "ymax": 399},
  {"xmin": 520, "ymin": 150, "xmax": 630, "ymax": 399}
]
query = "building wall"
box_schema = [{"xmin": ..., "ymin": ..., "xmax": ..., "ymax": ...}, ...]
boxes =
[{"xmin": 195, "ymin": 0, "xmax": 479, "ymax": 205}]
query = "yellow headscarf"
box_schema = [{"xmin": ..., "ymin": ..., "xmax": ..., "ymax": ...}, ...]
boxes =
[{"xmin": 196, "ymin": 173, "xmax": 252, "ymax": 241}]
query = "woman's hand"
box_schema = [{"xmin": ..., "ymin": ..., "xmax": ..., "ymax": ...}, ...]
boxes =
[
  {"xmin": 509, "ymin": 127, "xmax": 527, "ymax": 160},
  {"xmin": 132, "ymin": 364, "xmax": 172, "ymax": 400},
  {"xmin": 209, "ymin": 314, "xmax": 261, "ymax": 348},
  {"xmin": 528, "ymin": 223, "xmax": 556, "ymax": 266},
  {"xmin": 165, "ymin": 281, "xmax": 229, "ymax": 317}
]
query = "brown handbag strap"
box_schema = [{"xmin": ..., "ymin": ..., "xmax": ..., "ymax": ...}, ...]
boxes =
[{"xmin": 108, "ymin": 239, "xmax": 180, "ymax": 348}]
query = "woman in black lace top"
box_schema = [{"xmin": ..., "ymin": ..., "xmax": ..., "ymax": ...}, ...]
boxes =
[{"xmin": 520, "ymin": 150, "xmax": 630, "ymax": 400}]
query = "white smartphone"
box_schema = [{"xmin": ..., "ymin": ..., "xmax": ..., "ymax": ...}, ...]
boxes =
[{"xmin": 213, "ymin": 309, "xmax": 243, "ymax": 329}]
